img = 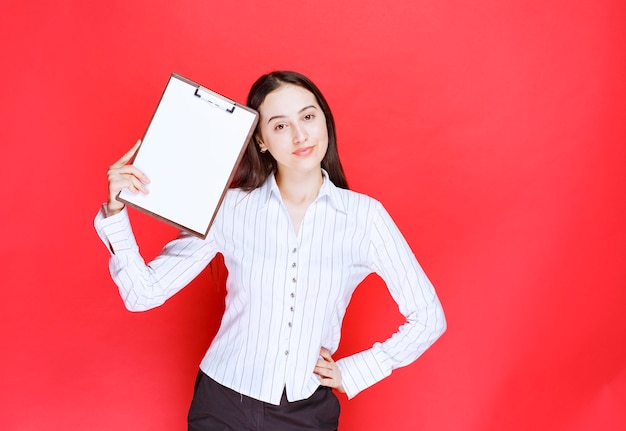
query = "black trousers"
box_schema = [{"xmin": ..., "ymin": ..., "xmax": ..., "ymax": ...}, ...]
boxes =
[{"xmin": 188, "ymin": 370, "xmax": 340, "ymax": 431}]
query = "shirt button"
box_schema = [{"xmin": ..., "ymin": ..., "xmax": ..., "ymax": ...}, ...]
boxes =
[
  {"xmin": 291, "ymin": 262, "xmax": 297, "ymax": 268},
  {"xmin": 292, "ymin": 248, "xmax": 297, "ymax": 253},
  {"xmin": 292, "ymin": 277, "xmax": 297, "ymax": 283},
  {"xmin": 290, "ymin": 293, "xmax": 295, "ymax": 298},
  {"xmin": 288, "ymin": 322, "xmax": 292, "ymax": 327},
  {"xmin": 290, "ymin": 306, "xmax": 294, "ymax": 312},
  {"xmin": 285, "ymin": 350, "xmax": 289, "ymax": 355}
]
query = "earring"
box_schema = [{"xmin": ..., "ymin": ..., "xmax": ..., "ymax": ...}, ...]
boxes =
[{"xmin": 256, "ymin": 137, "xmax": 266, "ymax": 153}]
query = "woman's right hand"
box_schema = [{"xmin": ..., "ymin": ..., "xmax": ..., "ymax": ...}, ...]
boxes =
[{"xmin": 107, "ymin": 140, "xmax": 150, "ymax": 216}]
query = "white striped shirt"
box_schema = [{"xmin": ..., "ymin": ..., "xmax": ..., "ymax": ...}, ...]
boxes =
[{"xmin": 94, "ymin": 171, "xmax": 446, "ymax": 405}]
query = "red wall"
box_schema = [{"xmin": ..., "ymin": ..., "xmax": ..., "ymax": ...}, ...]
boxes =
[{"xmin": 2, "ymin": 1, "xmax": 625, "ymax": 430}]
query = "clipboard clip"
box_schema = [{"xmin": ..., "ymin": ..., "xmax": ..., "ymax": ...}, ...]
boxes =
[{"xmin": 194, "ymin": 86, "xmax": 235, "ymax": 113}]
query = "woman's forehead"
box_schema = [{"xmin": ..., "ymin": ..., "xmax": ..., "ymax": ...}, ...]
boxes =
[{"xmin": 259, "ymin": 84, "xmax": 320, "ymax": 118}]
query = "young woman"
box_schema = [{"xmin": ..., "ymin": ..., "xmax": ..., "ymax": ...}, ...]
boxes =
[{"xmin": 95, "ymin": 71, "xmax": 446, "ymax": 431}]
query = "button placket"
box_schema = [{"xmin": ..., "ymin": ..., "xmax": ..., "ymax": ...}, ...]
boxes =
[{"xmin": 286, "ymin": 245, "xmax": 298, "ymax": 342}]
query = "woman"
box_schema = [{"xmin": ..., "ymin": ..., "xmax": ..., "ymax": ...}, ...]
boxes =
[{"xmin": 95, "ymin": 71, "xmax": 446, "ymax": 430}]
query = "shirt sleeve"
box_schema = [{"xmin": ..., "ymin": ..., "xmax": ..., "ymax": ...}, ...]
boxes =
[
  {"xmin": 336, "ymin": 202, "xmax": 446, "ymax": 399},
  {"xmin": 94, "ymin": 204, "xmax": 218, "ymax": 311}
]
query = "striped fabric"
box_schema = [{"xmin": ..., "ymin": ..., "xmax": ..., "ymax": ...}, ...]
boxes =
[{"xmin": 95, "ymin": 171, "xmax": 445, "ymax": 405}]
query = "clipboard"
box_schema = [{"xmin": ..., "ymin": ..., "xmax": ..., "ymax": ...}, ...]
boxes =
[{"xmin": 118, "ymin": 73, "xmax": 259, "ymax": 238}]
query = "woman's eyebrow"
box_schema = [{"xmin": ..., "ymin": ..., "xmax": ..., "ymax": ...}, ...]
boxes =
[{"xmin": 267, "ymin": 105, "xmax": 317, "ymax": 124}]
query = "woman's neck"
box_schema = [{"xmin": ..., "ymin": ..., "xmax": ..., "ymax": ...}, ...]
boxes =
[{"xmin": 275, "ymin": 168, "xmax": 324, "ymax": 206}]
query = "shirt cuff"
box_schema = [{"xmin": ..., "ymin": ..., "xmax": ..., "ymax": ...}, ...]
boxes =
[
  {"xmin": 336, "ymin": 343, "xmax": 393, "ymax": 399},
  {"xmin": 93, "ymin": 204, "xmax": 139, "ymax": 255}
]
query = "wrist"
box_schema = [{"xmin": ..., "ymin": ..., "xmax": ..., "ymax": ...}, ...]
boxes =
[{"xmin": 106, "ymin": 201, "xmax": 124, "ymax": 217}]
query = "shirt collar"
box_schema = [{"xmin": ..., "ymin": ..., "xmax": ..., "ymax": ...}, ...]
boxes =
[{"xmin": 259, "ymin": 169, "xmax": 348, "ymax": 214}]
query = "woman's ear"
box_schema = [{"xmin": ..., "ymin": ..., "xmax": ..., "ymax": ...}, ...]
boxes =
[{"xmin": 256, "ymin": 136, "xmax": 268, "ymax": 153}]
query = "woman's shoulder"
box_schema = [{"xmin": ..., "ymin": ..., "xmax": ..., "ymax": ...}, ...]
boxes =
[
  {"xmin": 219, "ymin": 186, "xmax": 263, "ymax": 211},
  {"xmin": 338, "ymin": 186, "xmax": 379, "ymax": 200},
  {"xmin": 330, "ymin": 184, "xmax": 385, "ymax": 215}
]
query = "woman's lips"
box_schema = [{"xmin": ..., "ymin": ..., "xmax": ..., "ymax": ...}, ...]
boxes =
[{"xmin": 293, "ymin": 146, "xmax": 314, "ymax": 156}]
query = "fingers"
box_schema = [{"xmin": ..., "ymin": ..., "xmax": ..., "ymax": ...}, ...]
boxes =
[
  {"xmin": 319, "ymin": 347, "xmax": 332, "ymax": 361},
  {"xmin": 111, "ymin": 139, "xmax": 142, "ymax": 168},
  {"xmin": 315, "ymin": 349, "xmax": 333, "ymax": 377},
  {"xmin": 108, "ymin": 165, "xmax": 150, "ymax": 192},
  {"xmin": 314, "ymin": 350, "xmax": 332, "ymax": 377},
  {"xmin": 314, "ymin": 348, "xmax": 345, "ymax": 393},
  {"xmin": 315, "ymin": 360, "xmax": 332, "ymax": 376},
  {"xmin": 125, "ymin": 168, "xmax": 151, "ymax": 194},
  {"xmin": 316, "ymin": 348, "xmax": 333, "ymax": 373},
  {"xmin": 109, "ymin": 141, "xmax": 150, "ymax": 186},
  {"xmin": 107, "ymin": 166, "xmax": 150, "ymax": 213},
  {"xmin": 108, "ymin": 140, "xmax": 148, "ymax": 181},
  {"xmin": 106, "ymin": 140, "xmax": 150, "ymax": 215}
]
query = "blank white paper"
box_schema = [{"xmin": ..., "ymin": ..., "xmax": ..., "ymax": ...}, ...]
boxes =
[{"xmin": 118, "ymin": 74, "xmax": 258, "ymax": 237}]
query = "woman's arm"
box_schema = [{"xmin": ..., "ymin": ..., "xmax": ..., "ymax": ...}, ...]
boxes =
[
  {"xmin": 336, "ymin": 202, "xmax": 446, "ymax": 398},
  {"xmin": 94, "ymin": 142, "xmax": 218, "ymax": 311}
]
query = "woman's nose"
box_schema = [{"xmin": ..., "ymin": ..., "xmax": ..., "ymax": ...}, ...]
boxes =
[{"xmin": 292, "ymin": 124, "xmax": 307, "ymax": 143}]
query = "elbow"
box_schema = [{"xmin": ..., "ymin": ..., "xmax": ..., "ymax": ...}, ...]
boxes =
[
  {"xmin": 121, "ymin": 294, "xmax": 163, "ymax": 312},
  {"xmin": 124, "ymin": 302, "xmax": 150, "ymax": 312},
  {"xmin": 117, "ymin": 284, "xmax": 165, "ymax": 312},
  {"xmin": 421, "ymin": 303, "xmax": 446, "ymax": 344},
  {"xmin": 123, "ymin": 299, "xmax": 162, "ymax": 312},
  {"xmin": 437, "ymin": 317, "xmax": 447, "ymax": 340},
  {"xmin": 433, "ymin": 309, "xmax": 447, "ymax": 341}
]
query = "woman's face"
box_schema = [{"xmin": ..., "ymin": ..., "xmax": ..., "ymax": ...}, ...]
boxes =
[{"xmin": 256, "ymin": 84, "xmax": 328, "ymax": 177}]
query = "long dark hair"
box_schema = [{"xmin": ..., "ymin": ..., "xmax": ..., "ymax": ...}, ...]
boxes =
[{"xmin": 231, "ymin": 71, "xmax": 349, "ymax": 190}]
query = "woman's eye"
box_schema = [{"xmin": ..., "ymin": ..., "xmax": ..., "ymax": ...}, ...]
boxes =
[
  {"xmin": 274, "ymin": 123, "xmax": 286, "ymax": 131},
  {"xmin": 303, "ymin": 114, "xmax": 314, "ymax": 121}
]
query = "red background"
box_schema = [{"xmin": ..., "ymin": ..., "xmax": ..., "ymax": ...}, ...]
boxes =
[{"xmin": 2, "ymin": 1, "xmax": 625, "ymax": 430}]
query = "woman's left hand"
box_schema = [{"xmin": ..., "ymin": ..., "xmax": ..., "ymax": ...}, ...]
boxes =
[{"xmin": 314, "ymin": 347, "xmax": 345, "ymax": 393}]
